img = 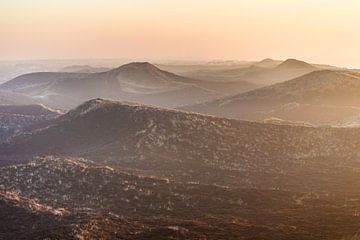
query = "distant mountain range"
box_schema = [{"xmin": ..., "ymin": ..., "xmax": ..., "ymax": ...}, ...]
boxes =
[
  {"xmin": 59, "ymin": 64, "xmax": 111, "ymax": 73},
  {"xmin": 2, "ymin": 57, "xmax": 360, "ymax": 239},
  {"xmin": 183, "ymin": 70, "xmax": 360, "ymax": 125},
  {"xmin": 180, "ymin": 58, "xmax": 318, "ymax": 85},
  {"xmin": 1, "ymin": 59, "xmax": 358, "ymax": 125},
  {"xmin": 0, "ymin": 59, "xmax": 344, "ymax": 111},
  {"xmin": 0, "ymin": 62, "xmax": 228, "ymax": 108}
]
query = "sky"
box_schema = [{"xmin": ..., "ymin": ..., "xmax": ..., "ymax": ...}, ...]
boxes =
[{"xmin": 1, "ymin": 0, "xmax": 360, "ymax": 67}]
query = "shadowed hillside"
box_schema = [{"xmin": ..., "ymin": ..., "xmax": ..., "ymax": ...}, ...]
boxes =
[{"xmin": 2, "ymin": 99, "xmax": 360, "ymax": 194}]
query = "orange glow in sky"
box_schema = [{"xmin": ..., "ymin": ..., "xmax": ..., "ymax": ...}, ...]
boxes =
[{"xmin": 1, "ymin": 0, "xmax": 360, "ymax": 67}]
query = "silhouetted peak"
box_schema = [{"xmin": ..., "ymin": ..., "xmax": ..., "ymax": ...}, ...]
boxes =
[
  {"xmin": 113, "ymin": 62, "xmax": 160, "ymax": 73},
  {"xmin": 259, "ymin": 58, "xmax": 275, "ymax": 64},
  {"xmin": 276, "ymin": 59, "xmax": 315, "ymax": 69},
  {"xmin": 65, "ymin": 98, "xmax": 153, "ymax": 119}
]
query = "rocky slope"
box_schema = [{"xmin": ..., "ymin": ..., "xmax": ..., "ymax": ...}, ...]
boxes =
[
  {"xmin": 0, "ymin": 104, "xmax": 60, "ymax": 142},
  {"xmin": 2, "ymin": 156, "xmax": 360, "ymax": 239},
  {"xmin": 2, "ymin": 99, "xmax": 360, "ymax": 193}
]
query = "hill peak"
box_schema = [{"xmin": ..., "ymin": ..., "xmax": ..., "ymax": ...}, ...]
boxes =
[
  {"xmin": 276, "ymin": 59, "xmax": 315, "ymax": 70},
  {"xmin": 67, "ymin": 98, "xmax": 118, "ymax": 116},
  {"xmin": 253, "ymin": 58, "xmax": 281, "ymax": 68},
  {"xmin": 259, "ymin": 58, "xmax": 276, "ymax": 63},
  {"xmin": 113, "ymin": 62, "xmax": 159, "ymax": 72},
  {"xmin": 65, "ymin": 98, "xmax": 154, "ymax": 119}
]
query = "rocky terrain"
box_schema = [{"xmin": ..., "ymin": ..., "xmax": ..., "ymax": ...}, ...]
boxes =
[
  {"xmin": 2, "ymin": 99, "xmax": 360, "ymax": 194},
  {"xmin": 2, "ymin": 156, "xmax": 360, "ymax": 239},
  {"xmin": 2, "ymin": 60, "xmax": 360, "ymax": 239},
  {"xmin": 0, "ymin": 190, "xmax": 76, "ymax": 239},
  {"xmin": 0, "ymin": 104, "xmax": 60, "ymax": 142},
  {"xmin": 183, "ymin": 70, "xmax": 360, "ymax": 126}
]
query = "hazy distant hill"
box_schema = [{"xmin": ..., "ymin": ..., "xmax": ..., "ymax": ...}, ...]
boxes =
[
  {"xmin": 183, "ymin": 70, "xmax": 360, "ymax": 125},
  {"xmin": 155, "ymin": 62, "xmax": 252, "ymax": 74},
  {"xmin": 0, "ymin": 62, "xmax": 222, "ymax": 108},
  {"xmin": 181, "ymin": 58, "xmax": 317, "ymax": 86},
  {"xmin": 253, "ymin": 58, "xmax": 282, "ymax": 68},
  {"xmin": 59, "ymin": 64, "xmax": 111, "ymax": 73},
  {"xmin": 0, "ymin": 90, "xmax": 38, "ymax": 105},
  {"xmin": 0, "ymin": 63, "xmax": 59, "ymax": 84}
]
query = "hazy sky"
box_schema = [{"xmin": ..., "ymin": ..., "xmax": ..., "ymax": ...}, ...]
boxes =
[{"xmin": 1, "ymin": 0, "xmax": 360, "ymax": 67}]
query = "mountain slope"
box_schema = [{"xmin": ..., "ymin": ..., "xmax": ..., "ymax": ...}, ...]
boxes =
[
  {"xmin": 0, "ymin": 104, "xmax": 60, "ymax": 142},
  {"xmin": 2, "ymin": 99, "xmax": 360, "ymax": 193},
  {"xmin": 0, "ymin": 191, "xmax": 75, "ymax": 239},
  {"xmin": 0, "ymin": 90, "xmax": 38, "ymax": 105},
  {"xmin": 182, "ymin": 58, "xmax": 316, "ymax": 86},
  {"xmin": 0, "ymin": 62, "xmax": 220, "ymax": 109},
  {"xmin": 183, "ymin": 70, "xmax": 360, "ymax": 125}
]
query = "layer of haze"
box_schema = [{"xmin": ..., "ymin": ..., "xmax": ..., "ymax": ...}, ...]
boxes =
[{"xmin": 1, "ymin": 0, "xmax": 360, "ymax": 67}]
